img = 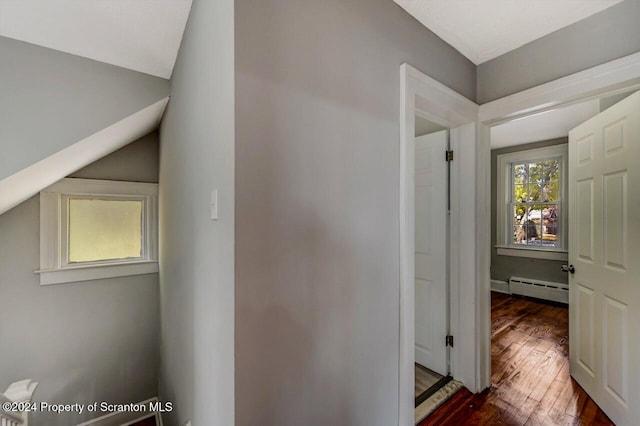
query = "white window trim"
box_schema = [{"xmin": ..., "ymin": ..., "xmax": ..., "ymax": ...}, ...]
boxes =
[
  {"xmin": 495, "ymin": 246, "xmax": 568, "ymax": 261},
  {"xmin": 37, "ymin": 178, "xmax": 159, "ymax": 285},
  {"xmin": 496, "ymin": 144, "xmax": 568, "ymax": 260}
]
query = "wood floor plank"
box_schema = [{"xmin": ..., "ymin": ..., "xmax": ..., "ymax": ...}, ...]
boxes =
[
  {"xmin": 418, "ymin": 293, "xmax": 614, "ymax": 426},
  {"xmin": 527, "ymin": 351, "xmax": 564, "ymax": 402},
  {"xmin": 418, "ymin": 388, "xmax": 475, "ymax": 425},
  {"xmin": 525, "ymin": 376, "xmax": 568, "ymax": 425}
]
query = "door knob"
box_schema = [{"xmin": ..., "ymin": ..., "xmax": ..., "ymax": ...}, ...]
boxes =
[{"xmin": 561, "ymin": 264, "xmax": 575, "ymax": 274}]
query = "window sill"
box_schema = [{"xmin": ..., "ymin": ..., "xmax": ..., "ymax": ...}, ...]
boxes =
[
  {"xmin": 495, "ymin": 246, "xmax": 568, "ymax": 261},
  {"xmin": 35, "ymin": 261, "xmax": 159, "ymax": 286}
]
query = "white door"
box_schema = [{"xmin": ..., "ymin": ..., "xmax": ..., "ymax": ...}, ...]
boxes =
[
  {"xmin": 415, "ymin": 129, "xmax": 448, "ymax": 376},
  {"xmin": 568, "ymin": 91, "xmax": 640, "ymax": 425}
]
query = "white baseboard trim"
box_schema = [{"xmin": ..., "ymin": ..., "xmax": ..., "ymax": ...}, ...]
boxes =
[
  {"xmin": 75, "ymin": 397, "xmax": 164, "ymax": 426},
  {"xmin": 490, "ymin": 279, "xmax": 510, "ymax": 294}
]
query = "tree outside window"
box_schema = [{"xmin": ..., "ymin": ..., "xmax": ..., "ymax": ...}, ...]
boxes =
[{"xmin": 511, "ymin": 158, "xmax": 561, "ymax": 248}]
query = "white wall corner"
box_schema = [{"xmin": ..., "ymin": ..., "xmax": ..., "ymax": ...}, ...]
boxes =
[{"xmin": 399, "ymin": 62, "xmax": 481, "ymax": 424}]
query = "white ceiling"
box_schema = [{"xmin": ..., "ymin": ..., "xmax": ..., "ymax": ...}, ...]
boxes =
[
  {"xmin": 393, "ymin": 0, "xmax": 623, "ymax": 65},
  {"xmin": 491, "ymin": 100, "xmax": 600, "ymax": 149},
  {"xmin": 0, "ymin": 0, "xmax": 193, "ymax": 79}
]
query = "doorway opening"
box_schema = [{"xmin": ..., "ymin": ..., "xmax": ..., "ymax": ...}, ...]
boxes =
[
  {"xmin": 401, "ymin": 52, "xmax": 640, "ymax": 426},
  {"xmin": 398, "ymin": 64, "xmax": 480, "ymax": 426},
  {"xmin": 413, "ymin": 117, "xmax": 456, "ymax": 423},
  {"xmin": 482, "ymin": 85, "xmax": 640, "ymax": 425}
]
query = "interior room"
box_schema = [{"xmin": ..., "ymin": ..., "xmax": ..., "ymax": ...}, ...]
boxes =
[{"xmin": 472, "ymin": 91, "xmax": 637, "ymax": 425}]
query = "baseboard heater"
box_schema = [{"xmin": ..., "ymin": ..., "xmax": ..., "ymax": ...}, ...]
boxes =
[{"xmin": 508, "ymin": 276, "xmax": 568, "ymax": 304}]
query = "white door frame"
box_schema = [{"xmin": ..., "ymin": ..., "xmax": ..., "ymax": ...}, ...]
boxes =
[
  {"xmin": 400, "ymin": 52, "xmax": 640, "ymax": 426},
  {"xmin": 399, "ymin": 64, "xmax": 484, "ymax": 426},
  {"xmin": 477, "ymin": 51, "xmax": 640, "ymax": 395}
]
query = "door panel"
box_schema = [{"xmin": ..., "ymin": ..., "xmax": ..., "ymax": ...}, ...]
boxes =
[
  {"xmin": 576, "ymin": 178, "xmax": 594, "ymax": 261},
  {"xmin": 603, "ymin": 296, "xmax": 628, "ymax": 405},
  {"xmin": 603, "ymin": 171, "xmax": 626, "ymax": 270},
  {"xmin": 415, "ymin": 130, "xmax": 448, "ymax": 376},
  {"xmin": 576, "ymin": 283, "xmax": 595, "ymax": 377},
  {"xmin": 569, "ymin": 91, "xmax": 640, "ymax": 425}
]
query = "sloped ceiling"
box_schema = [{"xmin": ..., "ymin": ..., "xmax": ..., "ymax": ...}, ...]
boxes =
[
  {"xmin": 0, "ymin": 98, "xmax": 168, "ymax": 216},
  {"xmin": 0, "ymin": 0, "xmax": 179, "ymax": 215},
  {"xmin": 0, "ymin": 36, "xmax": 170, "ymax": 181},
  {"xmin": 393, "ymin": 0, "xmax": 623, "ymax": 65},
  {"xmin": 0, "ymin": 0, "xmax": 192, "ymax": 78},
  {"xmin": 0, "ymin": 36, "xmax": 171, "ymax": 215}
]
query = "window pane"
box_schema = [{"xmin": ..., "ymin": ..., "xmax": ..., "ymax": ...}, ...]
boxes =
[
  {"xmin": 543, "ymin": 225, "xmax": 559, "ymax": 247},
  {"xmin": 522, "ymin": 205, "xmax": 542, "ymax": 246},
  {"xmin": 513, "ymin": 224, "xmax": 527, "ymax": 245},
  {"xmin": 68, "ymin": 199, "xmax": 143, "ymax": 263},
  {"xmin": 528, "ymin": 162, "xmax": 543, "ymax": 183},
  {"xmin": 527, "ymin": 205, "xmax": 543, "ymax": 223},
  {"xmin": 513, "ymin": 184, "xmax": 527, "ymax": 202},
  {"xmin": 541, "ymin": 205, "xmax": 560, "ymax": 248},
  {"xmin": 513, "ymin": 204, "xmax": 527, "ymax": 223},
  {"xmin": 541, "ymin": 181, "xmax": 559, "ymax": 202},
  {"xmin": 525, "ymin": 224, "xmax": 541, "ymax": 245},
  {"xmin": 543, "ymin": 204, "xmax": 560, "ymax": 224},
  {"xmin": 542, "ymin": 159, "xmax": 560, "ymax": 182},
  {"xmin": 513, "ymin": 164, "xmax": 527, "ymax": 184},
  {"xmin": 528, "ymin": 183, "xmax": 542, "ymax": 202},
  {"xmin": 508, "ymin": 156, "xmax": 562, "ymax": 250},
  {"xmin": 513, "ymin": 205, "xmax": 528, "ymax": 245}
]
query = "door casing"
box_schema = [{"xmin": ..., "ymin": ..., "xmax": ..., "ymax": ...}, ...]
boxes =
[
  {"xmin": 399, "ymin": 64, "xmax": 480, "ymax": 426},
  {"xmin": 399, "ymin": 52, "xmax": 640, "ymax": 426},
  {"xmin": 477, "ymin": 52, "xmax": 640, "ymax": 406}
]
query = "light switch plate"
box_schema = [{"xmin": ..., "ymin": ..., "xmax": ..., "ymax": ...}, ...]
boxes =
[{"xmin": 211, "ymin": 190, "xmax": 218, "ymax": 220}]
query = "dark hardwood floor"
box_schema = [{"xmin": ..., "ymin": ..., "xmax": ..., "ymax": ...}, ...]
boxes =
[{"xmin": 419, "ymin": 292, "xmax": 614, "ymax": 426}]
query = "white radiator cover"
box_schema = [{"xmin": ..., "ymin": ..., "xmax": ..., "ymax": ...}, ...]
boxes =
[{"xmin": 509, "ymin": 276, "xmax": 568, "ymax": 304}]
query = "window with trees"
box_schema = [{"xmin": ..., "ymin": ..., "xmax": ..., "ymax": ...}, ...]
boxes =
[
  {"xmin": 496, "ymin": 144, "xmax": 568, "ymax": 260},
  {"xmin": 511, "ymin": 159, "xmax": 561, "ymax": 247}
]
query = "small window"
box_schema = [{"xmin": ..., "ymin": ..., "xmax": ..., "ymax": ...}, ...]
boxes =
[
  {"xmin": 510, "ymin": 158, "xmax": 561, "ymax": 248},
  {"xmin": 496, "ymin": 144, "xmax": 568, "ymax": 260},
  {"xmin": 38, "ymin": 178, "xmax": 158, "ymax": 285},
  {"xmin": 67, "ymin": 197, "xmax": 144, "ymax": 263}
]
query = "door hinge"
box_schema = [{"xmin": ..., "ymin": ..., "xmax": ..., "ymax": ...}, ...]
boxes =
[
  {"xmin": 446, "ymin": 335, "xmax": 454, "ymax": 347},
  {"xmin": 445, "ymin": 150, "xmax": 454, "ymax": 162}
]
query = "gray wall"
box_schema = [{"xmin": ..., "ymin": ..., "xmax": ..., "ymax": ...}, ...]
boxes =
[
  {"xmin": 600, "ymin": 90, "xmax": 636, "ymax": 112},
  {"xmin": 0, "ymin": 36, "xmax": 169, "ymax": 181},
  {"xmin": 477, "ymin": 0, "xmax": 640, "ymax": 103},
  {"xmin": 0, "ymin": 133, "xmax": 160, "ymax": 425},
  {"xmin": 71, "ymin": 131, "xmax": 160, "ymax": 182},
  {"xmin": 158, "ymin": 0, "xmax": 235, "ymax": 425},
  {"xmin": 235, "ymin": 1, "xmax": 475, "ymax": 425},
  {"xmin": 491, "ymin": 138, "xmax": 568, "ymax": 285}
]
